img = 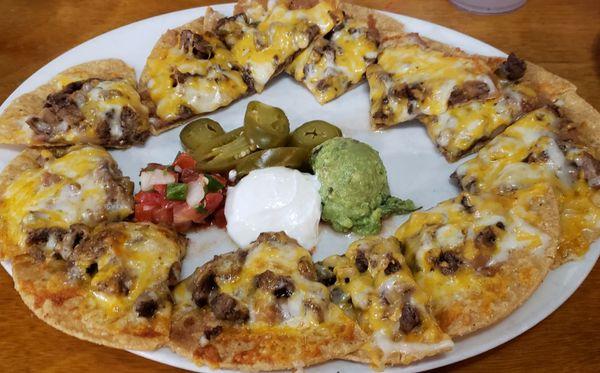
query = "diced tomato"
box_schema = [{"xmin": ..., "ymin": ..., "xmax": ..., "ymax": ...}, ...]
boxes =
[
  {"xmin": 134, "ymin": 204, "xmax": 154, "ymax": 222},
  {"xmin": 173, "ymin": 152, "xmax": 197, "ymax": 170},
  {"xmin": 213, "ymin": 207, "xmax": 227, "ymax": 228},
  {"xmin": 134, "ymin": 154, "xmax": 229, "ymax": 232},
  {"xmin": 173, "ymin": 201, "xmax": 203, "ymax": 224},
  {"xmin": 180, "ymin": 168, "xmax": 200, "ymax": 183},
  {"xmin": 204, "ymin": 192, "xmax": 224, "ymax": 212},
  {"xmin": 134, "ymin": 191, "xmax": 164, "ymax": 206},
  {"xmin": 152, "ymin": 206, "xmax": 173, "ymax": 225},
  {"xmin": 153, "ymin": 184, "xmax": 167, "ymax": 195}
]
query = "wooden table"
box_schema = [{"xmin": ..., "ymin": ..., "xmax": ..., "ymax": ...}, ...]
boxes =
[{"xmin": 0, "ymin": 0, "xmax": 598, "ymax": 371}]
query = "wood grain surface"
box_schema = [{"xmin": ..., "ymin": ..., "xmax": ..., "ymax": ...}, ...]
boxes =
[{"xmin": 0, "ymin": 0, "xmax": 598, "ymax": 371}]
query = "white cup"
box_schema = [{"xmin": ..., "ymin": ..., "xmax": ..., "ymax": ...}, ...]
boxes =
[{"xmin": 450, "ymin": 0, "xmax": 526, "ymax": 13}]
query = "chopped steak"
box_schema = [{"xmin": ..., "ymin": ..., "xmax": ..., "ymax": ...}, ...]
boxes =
[
  {"xmin": 135, "ymin": 296, "xmax": 159, "ymax": 318},
  {"xmin": 574, "ymin": 152, "xmax": 600, "ymax": 189},
  {"xmin": 254, "ymin": 270, "xmax": 295, "ymax": 298},
  {"xmin": 26, "ymin": 224, "xmax": 89, "ymax": 261},
  {"xmin": 475, "ymin": 226, "xmax": 497, "ymax": 248},
  {"xmin": 297, "ymin": 256, "xmax": 317, "ymax": 281},
  {"xmin": 433, "ymin": 251, "xmax": 462, "ymax": 275},
  {"xmin": 209, "ymin": 293, "xmax": 249, "ymax": 322},
  {"xmin": 354, "ymin": 250, "xmax": 369, "ymax": 273},
  {"xmin": 95, "ymin": 269, "xmax": 131, "ymax": 296},
  {"xmin": 192, "ymin": 272, "xmax": 218, "ymax": 308},
  {"xmin": 495, "ymin": 53, "xmax": 526, "ymax": 81},
  {"xmin": 384, "ymin": 255, "xmax": 401, "ymax": 275},
  {"xmin": 399, "ymin": 302, "xmax": 421, "ymax": 333},
  {"xmin": 179, "ymin": 30, "xmax": 213, "ymax": 59},
  {"xmin": 448, "ymin": 80, "xmax": 490, "ymax": 106},
  {"xmin": 203, "ymin": 325, "xmax": 223, "ymax": 340}
]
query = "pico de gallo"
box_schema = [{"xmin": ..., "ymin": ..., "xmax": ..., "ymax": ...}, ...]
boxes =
[{"xmin": 134, "ymin": 152, "xmax": 228, "ymax": 232}]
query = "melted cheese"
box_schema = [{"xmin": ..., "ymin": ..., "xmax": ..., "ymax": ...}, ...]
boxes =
[
  {"xmin": 0, "ymin": 146, "xmax": 132, "ymax": 252},
  {"xmin": 322, "ymin": 237, "xmax": 452, "ymax": 367},
  {"xmin": 423, "ymin": 83, "xmax": 537, "ymax": 160},
  {"xmin": 394, "ymin": 184, "xmax": 553, "ymax": 315},
  {"xmin": 144, "ymin": 32, "xmax": 247, "ymax": 121},
  {"xmin": 81, "ymin": 79, "xmax": 149, "ymax": 140},
  {"xmin": 217, "ymin": 241, "xmax": 331, "ymax": 328},
  {"xmin": 227, "ymin": 1, "xmax": 338, "ymax": 92},
  {"xmin": 88, "ymin": 223, "xmax": 183, "ymax": 317},
  {"xmin": 373, "ymin": 330, "xmax": 454, "ymax": 358},
  {"xmin": 455, "ymin": 107, "xmax": 600, "ymax": 262},
  {"xmin": 368, "ymin": 37, "xmax": 497, "ymax": 126},
  {"xmin": 287, "ymin": 18, "xmax": 378, "ymax": 103},
  {"xmin": 395, "ymin": 185, "xmax": 551, "ymax": 272},
  {"xmin": 33, "ymin": 75, "xmax": 148, "ymax": 143}
]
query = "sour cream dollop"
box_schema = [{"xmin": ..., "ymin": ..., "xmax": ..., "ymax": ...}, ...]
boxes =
[{"xmin": 225, "ymin": 167, "xmax": 321, "ymax": 248}]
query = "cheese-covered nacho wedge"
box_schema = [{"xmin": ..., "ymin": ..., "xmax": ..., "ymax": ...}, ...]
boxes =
[
  {"xmin": 286, "ymin": 2, "xmax": 405, "ymax": 104},
  {"xmin": 367, "ymin": 33, "xmax": 500, "ymax": 128},
  {"xmin": 0, "ymin": 145, "xmax": 133, "ymax": 260},
  {"xmin": 12, "ymin": 222, "xmax": 187, "ymax": 350},
  {"xmin": 208, "ymin": 0, "xmax": 343, "ymax": 93},
  {"xmin": 422, "ymin": 55, "xmax": 576, "ymax": 162},
  {"xmin": 286, "ymin": 7, "xmax": 379, "ymax": 103},
  {"xmin": 139, "ymin": 16, "xmax": 249, "ymax": 133},
  {"xmin": 169, "ymin": 232, "xmax": 366, "ymax": 371},
  {"xmin": 454, "ymin": 101, "xmax": 600, "ymax": 266},
  {"xmin": 394, "ymin": 184, "xmax": 559, "ymax": 336},
  {"xmin": 0, "ymin": 59, "xmax": 150, "ymax": 147},
  {"xmin": 318, "ymin": 236, "xmax": 453, "ymax": 368}
]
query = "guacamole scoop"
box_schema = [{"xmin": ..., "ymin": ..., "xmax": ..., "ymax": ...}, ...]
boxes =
[{"xmin": 310, "ymin": 137, "xmax": 417, "ymax": 235}]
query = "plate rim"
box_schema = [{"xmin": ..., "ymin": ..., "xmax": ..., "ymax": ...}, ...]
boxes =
[{"xmin": 0, "ymin": 2, "xmax": 597, "ymax": 373}]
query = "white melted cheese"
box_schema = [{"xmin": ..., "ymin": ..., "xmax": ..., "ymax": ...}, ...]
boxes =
[
  {"xmin": 373, "ymin": 329, "xmax": 454, "ymax": 357},
  {"xmin": 225, "ymin": 167, "xmax": 322, "ymax": 248},
  {"xmin": 435, "ymin": 224, "xmax": 465, "ymax": 249},
  {"xmin": 491, "ymin": 214, "xmax": 550, "ymax": 265}
]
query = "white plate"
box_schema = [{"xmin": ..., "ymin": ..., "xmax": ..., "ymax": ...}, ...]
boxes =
[{"xmin": 0, "ymin": 3, "xmax": 597, "ymax": 372}]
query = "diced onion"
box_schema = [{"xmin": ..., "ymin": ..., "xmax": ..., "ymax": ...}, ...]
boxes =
[{"xmin": 140, "ymin": 169, "xmax": 176, "ymax": 191}]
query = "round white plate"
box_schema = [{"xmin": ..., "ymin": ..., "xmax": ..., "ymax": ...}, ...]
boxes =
[{"xmin": 1, "ymin": 3, "xmax": 597, "ymax": 372}]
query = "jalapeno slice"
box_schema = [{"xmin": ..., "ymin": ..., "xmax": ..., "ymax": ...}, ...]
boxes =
[
  {"xmin": 235, "ymin": 147, "xmax": 309, "ymax": 178},
  {"xmin": 243, "ymin": 101, "xmax": 290, "ymax": 149},
  {"xmin": 190, "ymin": 128, "xmax": 256, "ymax": 173},
  {"xmin": 289, "ymin": 120, "xmax": 342, "ymax": 151},
  {"xmin": 180, "ymin": 118, "xmax": 225, "ymax": 151}
]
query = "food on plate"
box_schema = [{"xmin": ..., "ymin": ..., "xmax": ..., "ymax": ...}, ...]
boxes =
[
  {"xmin": 234, "ymin": 147, "xmax": 309, "ymax": 179},
  {"xmin": 394, "ymin": 184, "xmax": 559, "ymax": 336},
  {"xmin": 225, "ymin": 167, "xmax": 321, "ymax": 248},
  {"xmin": 169, "ymin": 231, "xmax": 366, "ymax": 371},
  {"xmin": 288, "ymin": 120, "xmax": 342, "ymax": 151},
  {"xmin": 1, "ymin": 1, "xmax": 600, "ymax": 370},
  {"xmin": 179, "ymin": 118, "xmax": 225, "ymax": 151},
  {"xmin": 187, "ymin": 127, "xmax": 254, "ymax": 173},
  {"xmin": 12, "ymin": 222, "xmax": 187, "ymax": 350},
  {"xmin": 422, "ymin": 54, "xmax": 576, "ymax": 162},
  {"xmin": 0, "ymin": 59, "xmax": 150, "ymax": 147},
  {"xmin": 318, "ymin": 236, "xmax": 453, "ymax": 368},
  {"xmin": 367, "ymin": 33, "xmax": 500, "ymax": 128},
  {"xmin": 134, "ymin": 152, "xmax": 228, "ymax": 232},
  {"xmin": 286, "ymin": 7, "xmax": 378, "ymax": 104},
  {"xmin": 0, "ymin": 145, "xmax": 133, "ymax": 260},
  {"xmin": 243, "ymin": 101, "xmax": 290, "ymax": 149},
  {"xmin": 454, "ymin": 101, "xmax": 600, "ymax": 265},
  {"xmin": 182, "ymin": 101, "xmax": 341, "ymax": 176},
  {"xmin": 183, "ymin": 101, "xmax": 293, "ymax": 173},
  {"xmin": 139, "ymin": 16, "xmax": 249, "ymax": 133},
  {"xmin": 310, "ymin": 137, "xmax": 417, "ymax": 235},
  {"xmin": 206, "ymin": 0, "xmax": 343, "ymax": 93}
]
